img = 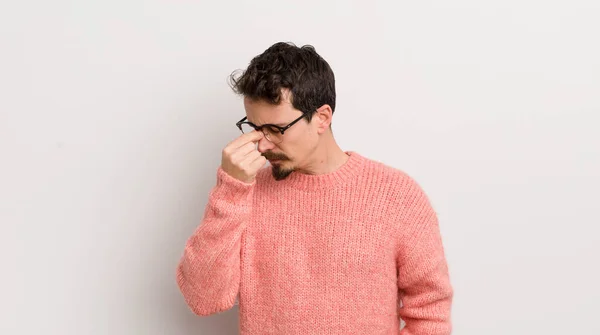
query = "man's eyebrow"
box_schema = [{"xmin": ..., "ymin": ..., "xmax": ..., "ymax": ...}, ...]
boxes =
[
  {"xmin": 259, "ymin": 121, "xmax": 287, "ymax": 127},
  {"xmin": 249, "ymin": 119, "xmax": 287, "ymax": 127}
]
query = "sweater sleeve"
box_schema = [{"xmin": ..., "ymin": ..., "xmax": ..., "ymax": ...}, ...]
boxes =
[
  {"xmin": 176, "ymin": 166, "xmax": 255, "ymax": 316},
  {"xmin": 396, "ymin": 177, "xmax": 453, "ymax": 335}
]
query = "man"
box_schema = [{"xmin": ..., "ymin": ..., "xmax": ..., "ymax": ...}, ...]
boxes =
[{"xmin": 176, "ymin": 42, "xmax": 453, "ymax": 334}]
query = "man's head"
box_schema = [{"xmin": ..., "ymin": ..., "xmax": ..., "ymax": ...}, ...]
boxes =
[{"xmin": 229, "ymin": 42, "xmax": 336, "ymax": 181}]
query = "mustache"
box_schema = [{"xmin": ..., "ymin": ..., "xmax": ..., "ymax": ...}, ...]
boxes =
[{"xmin": 262, "ymin": 152, "xmax": 287, "ymax": 161}]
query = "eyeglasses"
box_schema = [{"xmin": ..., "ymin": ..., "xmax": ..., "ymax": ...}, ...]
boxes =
[{"xmin": 236, "ymin": 111, "xmax": 309, "ymax": 144}]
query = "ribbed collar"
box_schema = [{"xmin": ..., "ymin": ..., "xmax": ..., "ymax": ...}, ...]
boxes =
[{"xmin": 276, "ymin": 150, "xmax": 367, "ymax": 191}]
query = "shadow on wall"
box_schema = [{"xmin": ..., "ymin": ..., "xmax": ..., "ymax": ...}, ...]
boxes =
[{"xmin": 147, "ymin": 89, "xmax": 244, "ymax": 334}]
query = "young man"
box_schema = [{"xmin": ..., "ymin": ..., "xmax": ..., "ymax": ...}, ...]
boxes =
[{"xmin": 176, "ymin": 42, "xmax": 453, "ymax": 334}]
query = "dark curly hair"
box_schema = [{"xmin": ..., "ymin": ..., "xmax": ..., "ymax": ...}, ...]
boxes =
[{"xmin": 229, "ymin": 42, "xmax": 336, "ymax": 124}]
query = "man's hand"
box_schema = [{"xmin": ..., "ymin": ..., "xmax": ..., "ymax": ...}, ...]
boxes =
[{"xmin": 221, "ymin": 130, "xmax": 267, "ymax": 183}]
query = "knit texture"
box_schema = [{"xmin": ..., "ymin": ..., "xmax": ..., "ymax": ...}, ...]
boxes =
[{"xmin": 176, "ymin": 151, "xmax": 453, "ymax": 334}]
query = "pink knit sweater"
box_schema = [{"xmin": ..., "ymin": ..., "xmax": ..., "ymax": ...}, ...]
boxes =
[{"xmin": 176, "ymin": 151, "xmax": 453, "ymax": 334}]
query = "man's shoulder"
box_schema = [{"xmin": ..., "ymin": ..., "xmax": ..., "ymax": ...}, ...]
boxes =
[
  {"xmin": 359, "ymin": 155, "xmax": 435, "ymax": 218},
  {"xmin": 359, "ymin": 154, "xmax": 416, "ymax": 189}
]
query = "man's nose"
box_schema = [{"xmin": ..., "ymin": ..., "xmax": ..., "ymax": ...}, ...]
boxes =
[{"xmin": 256, "ymin": 135, "xmax": 275, "ymax": 153}]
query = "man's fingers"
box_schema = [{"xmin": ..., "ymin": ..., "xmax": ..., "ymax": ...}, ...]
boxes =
[
  {"xmin": 243, "ymin": 149, "xmax": 263, "ymax": 164},
  {"xmin": 227, "ymin": 130, "xmax": 264, "ymax": 150},
  {"xmin": 220, "ymin": 130, "xmax": 266, "ymax": 183},
  {"xmin": 238, "ymin": 141, "xmax": 258, "ymax": 156},
  {"xmin": 250, "ymin": 153, "xmax": 268, "ymax": 170}
]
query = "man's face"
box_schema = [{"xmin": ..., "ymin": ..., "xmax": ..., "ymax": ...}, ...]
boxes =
[{"xmin": 243, "ymin": 94, "xmax": 317, "ymax": 181}]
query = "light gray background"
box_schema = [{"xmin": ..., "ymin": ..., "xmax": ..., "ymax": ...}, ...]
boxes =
[{"xmin": 1, "ymin": 1, "xmax": 599, "ymax": 334}]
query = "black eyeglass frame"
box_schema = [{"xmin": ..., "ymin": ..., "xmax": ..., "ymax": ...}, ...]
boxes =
[{"xmin": 235, "ymin": 111, "xmax": 310, "ymax": 136}]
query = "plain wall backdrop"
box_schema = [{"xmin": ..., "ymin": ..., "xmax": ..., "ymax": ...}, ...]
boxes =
[{"xmin": 1, "ymin": 0, "xmax": 599, "ymax": 334}]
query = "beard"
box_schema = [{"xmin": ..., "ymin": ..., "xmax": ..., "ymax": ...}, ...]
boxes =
[
  {"xmin": 271, "ymin": 162, "xmax": 294, "ymax": 181},
  {"xmin": 262, "ymin": 152, "xmax": 293, "ymax": 181}
]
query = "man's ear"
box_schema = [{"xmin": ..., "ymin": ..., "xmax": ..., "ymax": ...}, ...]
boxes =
[{"xmin": 314, "ymin": 104, "xmax": 333, "ymax": 133}]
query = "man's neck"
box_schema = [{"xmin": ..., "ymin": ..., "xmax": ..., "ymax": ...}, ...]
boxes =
[{"xmin": 297, "ymin": 140, "xmax": 349, "ymax": 176}]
